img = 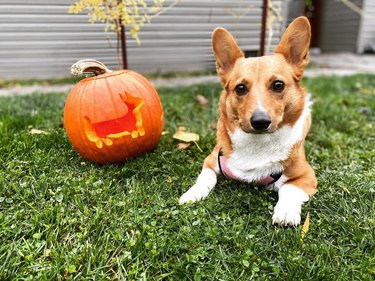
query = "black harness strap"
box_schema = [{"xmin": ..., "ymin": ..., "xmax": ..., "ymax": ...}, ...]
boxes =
[
  {"xmin": 217, "ymin": 149, "xmax": 226, "ymax": 178},
  {"xmin": 268, "ymin": 172, "xmax": 283, "ymax": 185}
]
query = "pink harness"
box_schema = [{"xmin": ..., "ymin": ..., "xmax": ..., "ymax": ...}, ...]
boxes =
[{"xmin": 218, "ymin": 149, "xmax": 282, "ymax": 186}]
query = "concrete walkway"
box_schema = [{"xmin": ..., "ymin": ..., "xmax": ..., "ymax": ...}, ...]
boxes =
[
  {"xmin": 0, "ymin": 75, "xmax": 220, "ymax": 97},
  {"xmin": 1, "ymin": 53, "xmax": 374, "ymax": 97},
  {"xmin": 307, "ymin": 52, "xmax": 375, "ymax": 76}
]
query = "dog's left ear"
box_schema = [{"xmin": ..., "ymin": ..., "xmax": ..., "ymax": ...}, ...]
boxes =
[{"xmin": 275, "ymin": 16, "xmax": 311, "ymax": 80}]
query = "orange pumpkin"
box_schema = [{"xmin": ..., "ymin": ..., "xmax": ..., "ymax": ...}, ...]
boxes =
[{"xmin": 64, "ymin": 59, "xmax": 164, "ymax": 164}]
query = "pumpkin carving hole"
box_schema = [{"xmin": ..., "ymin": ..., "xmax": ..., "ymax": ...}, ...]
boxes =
[
  {"xmin": 93, "ymin": 102, "xmax": 137, "ymax": 138},
  {"xmin": 83, "ymin": 92, "xmax": 145, "ymax": 148}
]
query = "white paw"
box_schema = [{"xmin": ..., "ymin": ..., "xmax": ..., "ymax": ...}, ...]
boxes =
[
  {"xmin": 272, "ymin": 201, "xmax": 302, "ymax": 226},
  {"xmin": 179, "ymin": 184, "xmax": 210, "ymax": 204},
  {"xmin": 272, "ymin": 184, "xmax": 309, "ymax": 226},
  {"xmin": 179, "ymin": 168, "xmax": 217, "ymax": 204}
]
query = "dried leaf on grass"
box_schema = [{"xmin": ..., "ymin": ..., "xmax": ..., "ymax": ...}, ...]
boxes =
[
  {"xmin": 162, "ymin": 130, "xmax": 170, "ymax": 136},
  {"xmin": 173, "ymin": 127, "xmax": 202, "ymax": 152},
  {"xmin": 176, "ymin": 143, "xmax": 191, "ymax": 150},
  {"xmin": 301, "ymin": 212, "xmax": 310, "ymax": 239},
  {"xmin": 173, "ymin": 127, "xmax": 199, "ymax": 142},
  {"xmin": 30, "ymin": 128, "xmax": 50, "ymax": 135},
  {"xmin": 196, "ymin": 95, "xmax": 209, "ymax": 106}
]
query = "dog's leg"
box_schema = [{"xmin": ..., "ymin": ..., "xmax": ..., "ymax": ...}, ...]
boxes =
[
  {"xmin": 179, "ymin": 151, "xmax": 219, "ymax": 204},
  {"xmin": 272, "ymin": 164, "xmax": 317, "ymax": 226}
]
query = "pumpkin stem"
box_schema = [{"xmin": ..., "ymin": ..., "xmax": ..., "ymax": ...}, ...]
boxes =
[{"xmin": 71, "ymin": 59, "xmax": 113, "ymax": 76}]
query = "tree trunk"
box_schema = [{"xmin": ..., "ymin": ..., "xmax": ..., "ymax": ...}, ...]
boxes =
[
  {"xmin": 259, "ymin": 0, "xmax": 268, "ymax": 56},
  {"xmin": 120, "ymin": 23, "xmax": 128, "ymax": 69}
]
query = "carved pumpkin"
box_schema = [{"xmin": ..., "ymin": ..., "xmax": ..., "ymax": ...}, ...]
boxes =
[{"xmin": 64, "ymin": 59, "xmax": 164, "ymax": 164}]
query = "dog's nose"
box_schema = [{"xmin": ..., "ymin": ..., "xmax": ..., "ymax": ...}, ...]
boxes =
[{"xmin": 250, "ymin": 111, "xmax": 271, "ymax": 131}]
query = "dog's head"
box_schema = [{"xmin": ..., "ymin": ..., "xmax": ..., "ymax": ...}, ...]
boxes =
[{"xmin": 212, "ymin": 17, "xmax": 311, "ymax": 134}]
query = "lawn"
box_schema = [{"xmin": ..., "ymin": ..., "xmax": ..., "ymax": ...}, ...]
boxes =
[{"xmin": 0, "ymin": 74, "xmax": 374, "ymax": 280}]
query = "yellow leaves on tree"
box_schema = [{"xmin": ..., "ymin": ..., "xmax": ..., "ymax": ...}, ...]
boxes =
[{"xmin": 69, "ymin": 0, "xmax": 176, "ymax": 45}]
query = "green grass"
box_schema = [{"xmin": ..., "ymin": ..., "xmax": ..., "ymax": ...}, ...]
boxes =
[{"xmin": 0, "ymin": 75, "xmax": 374, "ymax": 280}]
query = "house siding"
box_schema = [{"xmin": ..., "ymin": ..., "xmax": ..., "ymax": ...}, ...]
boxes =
[
  {"xmin": 285, "ymin": 0, "xmax": 305, "ymax": 23},
  {"xmin": 357, "ymin": 0, "xmax": 375, "ymax": 53},
  {"xmin": 0, "ymin": 0, "xmax": 285, "ymax": 80},
  {"xmin": 319, "ymin": 0, "xmax": 363, "ymax": 52}
]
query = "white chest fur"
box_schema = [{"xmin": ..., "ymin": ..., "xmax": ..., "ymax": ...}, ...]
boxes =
[{"xmin": 226, "ymin": 97, "xmax": 311, "ymax": 182}]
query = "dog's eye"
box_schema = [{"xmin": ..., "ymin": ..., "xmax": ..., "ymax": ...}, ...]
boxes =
[
  {"xmin": 235, "ymin": 84, "xmax": 248, "ymax": 96},
  {"xmin": 271, "ymin": 80, "xmax": 285, "ymax": 92}
]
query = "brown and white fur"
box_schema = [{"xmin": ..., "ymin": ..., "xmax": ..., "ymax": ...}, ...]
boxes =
[{"xmin": 179, "ymin": 17, "xmax": 317, "ymax": 226}]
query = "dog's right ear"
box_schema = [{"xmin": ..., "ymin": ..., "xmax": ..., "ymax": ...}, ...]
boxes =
[{"xmin": 212, "ymin": 28, "xmax": 244, "ymax": 80}]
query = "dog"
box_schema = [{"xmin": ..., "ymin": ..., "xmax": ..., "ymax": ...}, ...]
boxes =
[{"xmin": 179, "ymin": 17, "xmax": 317, "ymax": 226}]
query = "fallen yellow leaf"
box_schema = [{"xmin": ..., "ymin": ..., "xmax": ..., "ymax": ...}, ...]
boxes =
[
  {"xmin": 173, "ymin": 127, "xmax": 199, "ymax": 142},
  {"xmin": 162, "ymin": 130, "xmax": 170, "ymax": 136},
  {"xmin": 30, "ymin": 128, "xmax": 50, "ymax": 135},
  {"xmin": 301, "ymin": 212, "xmax": 310, "ymax": 239},
  {"xmin": 173, "ymin": 127, "xmax": 203, "ymax": 152}
]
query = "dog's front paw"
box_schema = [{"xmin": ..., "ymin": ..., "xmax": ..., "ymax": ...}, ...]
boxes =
[
  {"xmin": 272, "ymin": 184, "xmax": 309, "ymax": 226},
  {"xmin": 179, "ymin": 168, "xmax": 217, "ymax": 204},
  {"xmin": 272, "ymin": 202, "xmax": 302, "ymax": 226},
  {"xmin": 179, "ymin": 184, "xmax": 211, "ymax": 204}
]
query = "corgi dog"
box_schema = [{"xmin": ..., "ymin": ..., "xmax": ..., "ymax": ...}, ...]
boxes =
[{"xmin": 179, "ymin": 17, "xmax": 317, "ymax": 226}]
